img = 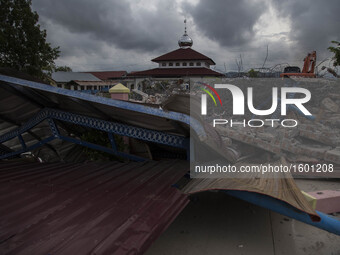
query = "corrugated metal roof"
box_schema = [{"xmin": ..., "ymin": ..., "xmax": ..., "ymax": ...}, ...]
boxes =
[
  {"xmin": 52, "ymin": 72, "xmax": 101, "ymax": 83},
  {"xmin": 0, "ymin": 160, "xmax": 189, "ymax": 255},
  {"xmin": 85, "ymin": 71, "xmax": 127, "ymax": 80},
  {"xmin": 70, "ymin": 80, "xmax": 118, "ymax": 86}
]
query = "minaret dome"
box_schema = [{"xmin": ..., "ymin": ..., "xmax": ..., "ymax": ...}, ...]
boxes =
[{"xmin": 178, "ymin": 19, "xmax": 193, "ymax": 48}]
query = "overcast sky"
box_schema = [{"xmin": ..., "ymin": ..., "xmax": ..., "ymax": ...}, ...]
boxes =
[{"xmin": 32, "ymin": 0, "xmax": 340, "ymax": 72}]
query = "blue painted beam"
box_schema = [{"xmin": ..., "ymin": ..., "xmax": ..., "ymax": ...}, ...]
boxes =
[
  {"xmin": 0, "ymin": 108, "xmax": 187, "ymax": 149},
  {"xmin": 0, "ymin": 107, "xmax": 188, "ymax": 161},
  {"xmin": 59, "ymin": 135, "xmax": 145, "ymax": 162},
  {"xmin": 0, "ymin": 136, "xmax": 56, "ymax": 159},
  {"xmin": 48, "ymin": 109, "xmax": 187, "ymax": 149},
  {"xmin": 18, "ymin": 134, "xmax": 26, "ymax": 150},
  {"xmin": 107, "ymin": 132, "xmax": 118, "ymax": 153}
]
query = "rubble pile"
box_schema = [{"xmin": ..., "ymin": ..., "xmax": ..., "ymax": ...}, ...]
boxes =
[
  {"xmin": 217, "ymin": 116, "xmax": 340, "ymax": 165},
  {"xmin": 205, "ymin": 78, "xmax": 340, "ymax": 166}
]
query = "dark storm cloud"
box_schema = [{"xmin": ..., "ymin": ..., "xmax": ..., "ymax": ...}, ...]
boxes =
[
  {"xmin": 30, "ymin": 0, "xmax": 340, "ymax": 71},
  {"xmin": 272, "ymin": 0, "xmax": 340, "ymax": 53},
  {"xmin": 32, "ymin": 0, "xmax": 183, "ymax": 52},
  {"xmin": 184, "ymin": 0, "xmax": 265, "ymax": 47}
]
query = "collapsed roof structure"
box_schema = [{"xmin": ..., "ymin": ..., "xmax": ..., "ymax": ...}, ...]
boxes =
[{"xmin": 0, "ymin": 74, "xmax": 340, "ymax": 254}]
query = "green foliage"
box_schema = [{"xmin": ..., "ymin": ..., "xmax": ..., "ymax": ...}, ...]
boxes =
[
  {"xmin": 328, "ymin": 41, "xmax": 340, "ymax": 67},
  {"xmin": 248, "ymin": 68, "xmax": 259, "ymax": 78},
  {"xmin": 54, "ymin": 65, "xmax": 72, "ymax": 72},
  {"xmin": 0, "ymin": 0, "xmax": 60, "ymax": 78}
]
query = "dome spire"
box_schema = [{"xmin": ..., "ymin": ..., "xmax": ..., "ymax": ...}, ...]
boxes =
[{"xmin": 178, "ymin": 19, "xmax": 193, "ymax": 48}]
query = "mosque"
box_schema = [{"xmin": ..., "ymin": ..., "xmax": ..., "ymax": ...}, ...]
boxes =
[
  {"xmin": 127, "ymin": 20, "xmax": 223, "ymax": 79},
  {"xmin": 51, "ymin": 20, "xmax": 223, "ymax": 92}
]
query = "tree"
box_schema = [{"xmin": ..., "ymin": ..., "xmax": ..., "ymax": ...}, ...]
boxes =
[
  {"xmin": 248, "ymin": 68, "xmax": 259, "ymax": 78},
  {"xmin": 328, "ymin": 41, "xmax": 340, "ymax": 67},
  {"xmin": 0, "ymin": 0, "xmax": 60, "ymax": 78},
  {"xmin": 54, "ymin": 66, "xmax": 72, "ymax": 72}
]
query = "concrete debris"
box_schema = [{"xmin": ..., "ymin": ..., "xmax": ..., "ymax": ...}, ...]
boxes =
[
  {"xmin": 132, "ymin": 78, "xmax": 340, "ymax": 168},
  {"xmin": 321, "ymin": 97, "xmax": 339, "ymax": 113},
  {"xmin": 212, "ymin": 89, "xmax": 340, "ymax": 166},
  {"xmin": 298, "ymin": 124, "xmax": 339, "ymax": 146},
  {"xmin": 324, "ymin": 147, "xmax": 340, "ymax": 165},
  {"xmin": 217, "ymin": 121, "xmax": 340, "ymax": 165},
  {"xmin": 130, "ymin": 80, "xmax": 190, "ymax": 104}
]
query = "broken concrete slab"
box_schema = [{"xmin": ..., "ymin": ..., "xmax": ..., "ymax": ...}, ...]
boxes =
[
  {"xmin": 307, "ymin": 190, "xmax": 340, "ymax": 214},
  {"xmin": 321, "ymin": 97, "xmax": 339, "ymax": 113},
  {"xmin": 324, "ymin": 147, "xmax": 340, "ymax": 164}
]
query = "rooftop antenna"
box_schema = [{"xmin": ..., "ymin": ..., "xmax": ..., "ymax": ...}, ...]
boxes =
[{"xmin": 178, "ymin": 17, "xmax": 193, "ymax": 48}]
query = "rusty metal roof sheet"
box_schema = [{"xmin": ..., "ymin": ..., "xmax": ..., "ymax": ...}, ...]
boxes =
[
  {"xmin": 0, "ymin": 160, "xmax": 189, "ymax": 255},
  {"xmin": 151, "ymin": 48, "xmax": 215, "ymax": 65}
]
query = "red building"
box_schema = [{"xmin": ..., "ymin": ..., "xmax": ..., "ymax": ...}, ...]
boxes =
[{"xmin": 85, "ymin": 71, "xmax": 127, "ymax": 80}]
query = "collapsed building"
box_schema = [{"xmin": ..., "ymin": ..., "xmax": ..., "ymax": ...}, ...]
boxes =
[{"xmin": 0, "ymin": 73, "xmax": 340, "ymax": 254}]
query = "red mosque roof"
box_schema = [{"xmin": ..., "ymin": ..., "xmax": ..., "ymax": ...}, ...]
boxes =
[{"xmin": 152, "ymin": 48, "xmax": 215, "ymax": 65}]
